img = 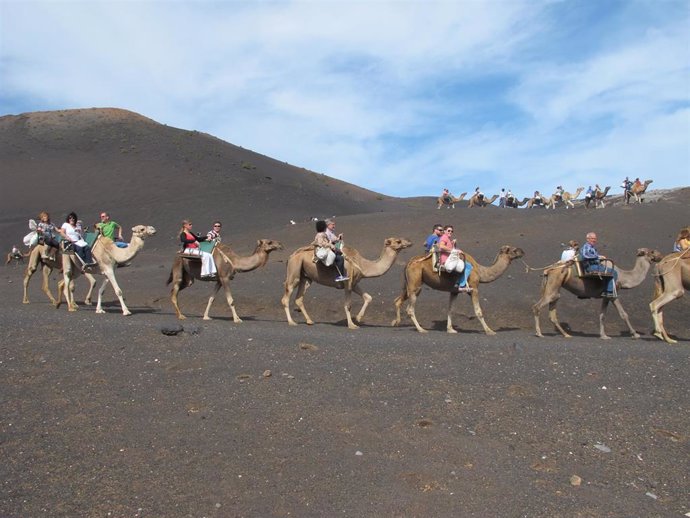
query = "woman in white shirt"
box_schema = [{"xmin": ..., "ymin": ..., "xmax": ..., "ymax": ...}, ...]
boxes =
[
  {"xmin": 560, "ymin": 240, "xmax": 579, "ymax": 262},
  {"xmin": 59, "ymin": 212, "xmax": 95, "ymax": 266}
]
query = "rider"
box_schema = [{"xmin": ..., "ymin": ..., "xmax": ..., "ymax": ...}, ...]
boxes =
[
  {"xmin": 622, "ymin": 176, "xmax": 633, "ymax": 204},
  {"xmin": 437, "ymin": 225, "xmax": 473, "ymax": 292},
  {"xmin": 95, "ymin": 211, "xmax": 127, "ymax": 247},
  {"xmin": 554, "ymin": 185, "xmax": 564, "ymax": 201},
  {"xmin": 560, "ymin": 240, "xmax": 579, "ymax": 262},
  {"xmin": 59, "ymin": 212, "xmax": 96, "ymax": 268},
  {"xmin": 580, "ymin": 232, "xmax": 618, "ymax": 298},
  {"xmin": 36, "ymin": 211, "xmax": 60, "ymax": 260},
  {"xmin": 424, "ymin": 224, "xmax": 444, "ymax": 253},
  {"xmin": 474, "ymin": 187, "xmax": 484, "ymax": 201},
  {"xmin": 441, "ymin": 188, "xmax": 452, "ymax": 205},
  {"xmin": 325, "ymin": 218, "xmax": 348, "ymax": 282},
  {"xmin": 179, "ymin": 219, "xmax": 217, "ymax": 279},
  {"xmin": 673, "ymin": 227, "xmax": 690, "ymax": 252},
  {"xmin": 498, "ymin": 188, "xmax": 506, "ymax": 208},
  {"xmin": 206, "ymin": 221, "xmax": 222, "ymax": 242}
]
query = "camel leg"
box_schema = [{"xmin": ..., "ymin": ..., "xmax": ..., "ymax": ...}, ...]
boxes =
[
  {"xmin": 62, "ymin": 272, "xmax": 78, "ymax": 312},
  {"xmin": 391, "ymin": 292, "xmax": 407, "ymax": 326},
  {"xmin": 608, "ymin": 299, "xmax": 638, "ymax": 339},
  {"xmin": 405, "ymin": 291, "xmax": 427, "ymax": 333},
  {"xmin": 95, "ymin": 278, "xmax": 111, "ymax": 314},
  {"xmin": 548, "ymin": 300, "xmax": 571, "ymax": 338},
  {"xmin": 343, "ymin": 288, "xmax": 359, "ymax": 330},
  {"xmin": 532, "ymin": 297, "xmax": 549, "ymax": 337},
  {"xmin": 218, "ymin": 280, "xmax": 242, "ymax": 323},
  {"xmin": 102, "ymin": 270, "xmax": 131, "ymax": 316},
  {"xmin": 470, "ymin": 290, "xmax": 496, "ymax": 336},
  {"xmin": 293, "ymin": 279, "xmax": 315, "ymax": 325},
  {"xmin": 281, "ymin": 277, "xmax": 300, "ymax": 326},
  {"xmin": 446, "ymin": 293, "xmax": 459, "ymax": 333},
  {"xmin": 84, "ymin": 274, "xmax": 96, "ymax": 305},
  {"xmin": 202, "ymin": 282, "xmax": 222, "ymax": 321},
  {"xmin": 597, "ymin": 299, "xmax": 612, "ymax": 339},
  {"xmin": 650, "ymin": 290, "xmax": 682, "ymax": 344},
  {"xmin": 170, "ymin": 280, "xmax": 186, "ymax": 320},
  {"xmin": 352, "ymin": 284, "xmax": 372, "ymax": 323}
]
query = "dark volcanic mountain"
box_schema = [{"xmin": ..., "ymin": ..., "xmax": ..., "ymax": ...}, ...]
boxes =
[{"xmin": 0, "ymin": 108, "xmax": 422, "ymax": 250}]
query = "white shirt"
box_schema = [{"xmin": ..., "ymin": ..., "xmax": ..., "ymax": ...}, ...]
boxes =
[
  {"xmin": 560, "ymin": 249, "xmax": 576, "ymax": 262},
  {"xmin": 61, "ymin": 222, "xmax": 87, "ymax": 246}
]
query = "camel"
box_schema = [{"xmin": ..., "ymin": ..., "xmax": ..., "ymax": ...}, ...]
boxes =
[
  {"xmin": 282, "ymin": 237, "xmax": 413, "ymax": 329},
  {"xmin": 584, "ymin": 186, "xmax": 610, "ymax": 208},
  {"xmin": 392, "ymin": 245, "xmax": 525, "ymax": 334},
  {"xmin": 6, "ymin": 248, "xmax": 29, "ymax": 265},
  {"xmin": 168, "ymin": 239, "xmax": 283, "ymax": 321},
  {"xmin": 437, "ymin": 192, "xmax": 467, "ymax": 209},
  {"xmin": 625, "ymin": 179, "xmax": 653, "ymax": 204},
  {"xmin": 525, "ymin": 195, "xmax": 548, "ymax": 208},
  {"xmin": 23, "ymin": 244, "xmax": 96, "ymax": 306},
  {"xmin": 468, "ymin": 193, "xmax": 499, "ymax": 208},
  {"xmin": 58, "ymin": 225, "xmax": 157, "ymax": 315},
  {"xmin": 546, "ymin": 187, "xmax": 584, "ymax": 209},
  {"xmin": 533, "ymin": 248, "xmax": 663, "ymax": 339},
  {"xmin": 649, "ymin": 250, "xmax": 689, "ymax": 344},
  {"xmin": 505, "ymin": 196, "xmax": 529, "ymax": 208}
]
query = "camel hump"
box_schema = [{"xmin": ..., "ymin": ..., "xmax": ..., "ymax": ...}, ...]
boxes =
[{"xmin": 290, "ymin": 245, "xmax": 315, "ymax": 258}]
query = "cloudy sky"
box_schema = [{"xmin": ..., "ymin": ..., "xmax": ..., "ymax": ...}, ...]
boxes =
[{"xmin": 1, "ymin": 0, "xmax": 688, "ymax": 198}]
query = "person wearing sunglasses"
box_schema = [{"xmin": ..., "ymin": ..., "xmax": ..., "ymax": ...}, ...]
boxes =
[
  {"xmin": 179, "ymin": 219, "xmax": 217, "ymax": 279},
  {"xmin": 59, "ymin": 211, "xmax": 96, "ymax": 268},
  {"xmin": 437, "ymin": 225, "xmax": 473, "ymax": 293},
  {"xmin": 424, "ymin": 224, "xmax": 444, "ymax": 253},
  {"xmin": 206, "ymin": 221, "xmax": 223, "ymax": 242},
  {"xmin": 95, "ymin": 211, "xmax": 127, "ymax": 248}
]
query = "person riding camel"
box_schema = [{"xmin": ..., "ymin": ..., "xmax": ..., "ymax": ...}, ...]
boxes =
[
  {"xmin": 474, "ymin": 187, "xmax": 484, "ymax": 202},
  {"xmin": 560, "ymin": 240, "xmax": 579, "ymax": 262},
  {"xmin": 424, "ymin": 224, "xmax": 444, "ymax": 253},
  {"xmin": 554, "ymin": 186, "xmax": 564, "ymax": 202},
  {"xmin": 437, "ymin": 225, "xmax": 473, "ymax": 293},
  {"xmin": 95, "ymin": 211, "xmax": 127, "ymax": 248},
  {"xmin": 36, "ymin": 211, "xmax": 60, "ymax": 260},
  {"xmin": 313, "ymin": 219, "xmax": 348, "ymax": 282},
  {"xmin": 179, "ymin": 219, "xmax": 217, "ymax": 279},
  {"xmin": 580, "ymin": 232, "xmax": 618, "ymax": 298},
  {"xmin": 441, "ymin": 188, "xmax": 452, "ymax": 205},
  {"xmin": 58, "ymin": 212, "xmax": 96, "ymax": 269},
  {"xmin": 673, "ymin": 227, "xmax": 690, "ymax": 252}
]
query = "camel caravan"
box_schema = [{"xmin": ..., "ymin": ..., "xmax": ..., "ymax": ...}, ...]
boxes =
[
  {"xmin": 16, "ymin": 209, "xmax": 687, "ymax": 344},
  {"xmin": 435, "ymin": 178, "xmax": 654, "ymax": 210}
]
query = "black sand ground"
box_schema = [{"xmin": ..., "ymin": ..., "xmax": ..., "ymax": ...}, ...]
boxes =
[{"xmin": 1, "ymin": 109, "xmax": 688, "ymax": 517}]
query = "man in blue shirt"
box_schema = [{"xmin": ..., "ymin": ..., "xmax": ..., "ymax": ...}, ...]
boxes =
[
  {"xmin": 425, "ymin": 224, "xmax": 444, "ymax": 253},
  {"xmin": 580, "ymin": 232, "xmax": 618, "ymax": 297}
]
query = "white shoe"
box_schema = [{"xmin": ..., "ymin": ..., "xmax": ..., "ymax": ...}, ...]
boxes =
[{"xmin": 335, "ymin": 275, "xmax": 349, "ymax": 282}]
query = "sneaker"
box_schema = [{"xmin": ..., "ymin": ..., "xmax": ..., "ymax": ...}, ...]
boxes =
[
  {"xmin": 601, "ymin": 292, "xmax": 617, "ymax": 299},
  {"xmin": 334, "ymin": 275, "xmax": 349, "ymax": 282},
  {"xmin": 453, "ymin": 284, "xmax": 473, "ymax": 293}
]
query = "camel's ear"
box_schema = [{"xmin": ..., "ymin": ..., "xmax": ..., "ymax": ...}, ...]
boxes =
[
  {"xmin": 636, "ymin": 248, "xmax": 646, "ymax": 256},
  {"xmin": 384, "ymin": 238, "xmax": 392, "ymax": 247}
]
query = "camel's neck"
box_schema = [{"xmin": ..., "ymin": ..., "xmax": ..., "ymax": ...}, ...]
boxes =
[
  {"xmin": 222, "ymin": 246, "xmax": 268, "ymax": 272},
  {"xmin": 473, "ymin": 253, "xmax": 511, "ymax": 282},
  {"xmin": 352, "ymin": 247, "xmax": 398, "ymax": 278},
  {"xmin": 616, "ymin": 256, "xmax": 652, "ymax": 289},
  {"xmin": 99, "ymin": 235, "xmax": 145, "ymax": 264}
]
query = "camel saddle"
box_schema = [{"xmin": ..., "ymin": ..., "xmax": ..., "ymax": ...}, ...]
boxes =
[
  {"xmin": 180, "ymin": 240, "xmax": 217, "ymax": 259},
  {"xmin": 574, "ymin": 258, "xmax": 615, "ymax": 279}
]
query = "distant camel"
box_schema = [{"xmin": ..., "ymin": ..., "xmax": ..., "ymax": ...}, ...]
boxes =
[
  {"xmin": 168, "ymin": 239, "xmax": 283, "ymax": 321},
  {"xmin": 546, "ymin": 187, "xmax": 584, "ymax": 209},
  {"xmin": 468, "ymin": 193, "xmax": 499, "ymax": 208},
  {"xmin": 584, "ymin": 186, "xmax": 611, "ymax": 208},
  {"xmin": 437, "ymin": 192, "xmax": 467, "ymax": 209},
  {"xmin": 525, "ymin": 194, "xmax": 548, "ymax": 208},
  {"xmin": 23, "ymin": 244, "xmax": 95, "ymax": 306},
  {"xmin": 58, "ymin": 225, "xmax": 156, "ymax": 315},
  {"xmin": 282, "ymin": 237, "xmax": 412, "ymax": 329},
  {"xmin": 650, "ymin": 250, "xmax": 689, "ymax": 344},
  {"xmin": 6, "ymin": 248, "xmax": 29, "ymax": 265},
  {"xmin": 625, "ymin": 179, "xmax": 653, "ymax": 204},
  {"xmin": 392, "ymin": 245, "xmax": 525, "ymax": 334},
  {"xmin": 505, "ymin": 196, "xmax": 529, "ymax": 208},
  {"xmin": 533, "ymin": 248, "xmax": 662, "ymax": 339}
]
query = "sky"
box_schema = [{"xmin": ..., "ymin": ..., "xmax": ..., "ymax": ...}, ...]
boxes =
[{"xmin": 1, "ymin": 0, "xmax": 689, "ymax": 198}]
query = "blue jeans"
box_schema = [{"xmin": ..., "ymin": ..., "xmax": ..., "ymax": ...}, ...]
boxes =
[
  {"xmin": 455, "ymin": 261, "xmax": 473, "ymax": 287},
  {"xmin": 586, "ymin": 262, "xmax": 618, "ymax": 294}
]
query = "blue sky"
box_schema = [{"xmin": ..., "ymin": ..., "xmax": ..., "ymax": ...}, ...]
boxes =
[{"xmin": 1, "ymin": 0, "xmax": 688, "ymax": 198}]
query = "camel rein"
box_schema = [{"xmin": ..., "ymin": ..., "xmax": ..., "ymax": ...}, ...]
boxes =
[
  {"xmin": 653, "ymin": 248, "xmax": 689, "ymax": 277},
  {"xmin": 520, "ymin": 258, "xmax": 571, "ymax": 273},
  {"xmin": 215, "ymin": 246, "xmax": 235, "ymax": 269}
]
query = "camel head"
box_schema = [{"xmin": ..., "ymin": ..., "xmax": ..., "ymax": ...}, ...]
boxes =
[
  {"xmin": 636, "ymin": 248, "xmax": 663, "ymax": 263},
  {"xmin": 384, "ymin": 237, "xmax": 413, "ymax": 251},
  {"xmin": 499, "ymin": 245, "xmax": 525, "ymax": 260},
  {"xmin": 644, "ymin": 179, "xmax": 653, "ymax": 187},
  {"xmin": 256, "ymin": 239, "xmax": 283, "ymax": 253},
  {"xmin": 132, "ymin": 225, "xmax": 157, "ymax": 239}
]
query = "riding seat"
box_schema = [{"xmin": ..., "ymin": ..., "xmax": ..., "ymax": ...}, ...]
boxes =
[
  {"xmin": 179, "ymin": 240, "xmax": 217, "ymax": 259},
  {"xmin": 574, "ymin": 258, "xmax": 615, "ymax": 279}
]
